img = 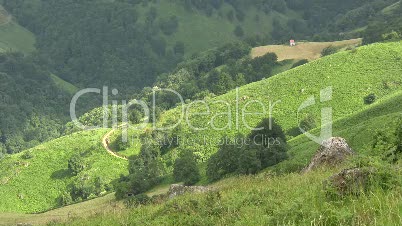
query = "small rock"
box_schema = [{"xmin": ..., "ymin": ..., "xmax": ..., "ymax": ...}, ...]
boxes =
[
  {"xmin": 302, "ymin": 137, "xmax": 355, "ymax": 173},
  {"xmin": 168, "ymin": 184, "xmax": 210, "ymax": 199}
]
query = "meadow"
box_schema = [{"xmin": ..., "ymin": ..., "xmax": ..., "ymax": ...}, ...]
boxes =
[{"xmin": 0, "ymin": 129, "xmax": 128, "ymax": 213}]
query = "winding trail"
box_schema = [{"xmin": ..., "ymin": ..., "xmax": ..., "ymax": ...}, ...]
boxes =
[{"xmin": 102, "ymin": 128, "xmax": 128, "ymax": 161}]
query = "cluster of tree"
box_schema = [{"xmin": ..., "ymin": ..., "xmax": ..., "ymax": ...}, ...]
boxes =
[
  {"xmin": 207, "ymin": 118, "xmax": 288, "ymax": 181},
  {"xmin": 59, "ymin": 175, "xmax": 109, "ymax": 206},
  {"xmin": 147, "ymin": 42, "xmax": 279, "ymax": 109},
  {"xmin": 115, "ymin": 137, "xmax": 165, "ymax": 199},
  {"xmin": 363, "ymin": 1, "xmax": 402, "ymax": 44},
  {"xmin": 0, "ymin": 53, "xmax": 71, "ymax": 154}
]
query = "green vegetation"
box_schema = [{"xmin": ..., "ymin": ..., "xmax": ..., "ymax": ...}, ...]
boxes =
[
  {"xmin": 53, "ymin": 167, "xmax": 402, "ymax": 225},
  {"xmin": 0, "ymin": 129, "xmax": 127, "ymax": 213},
  {"xmin": 173, "ymin": 149, "xmax": 200, "ymax": 185},
  {"xmin": 158, "ymin": 41, "xmax": 402, "ymax": 161}
]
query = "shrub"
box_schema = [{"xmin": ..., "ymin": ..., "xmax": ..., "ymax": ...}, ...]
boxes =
[
  {"xmin": 68, "ymin": 153, "xmax": 85, "ymax": 175},
  {"xmin": 372, "ymin": 117, "xmax": 402, "ymax": 163},
  {"xmin": 124, "ymin": 194, "xmax": 151, "ymax": 208},
  {"xmin": 58, "ymin": 192, "xmax": 73, "ymax": 206},
  {"xmin": 364, "ymin": 93, "xmax": 376, "ymax": 105},
  {"xmin": 291, "ymin": 59, "xmax": 308, "ymax": 69},
  {"xmin": 321, "ymin": 46, "xmax": 339, "ymax": 57},
  {"xmin": 21, "ymin": 150, "xmax": 34, "ymax": 159},
  {"xmin": 173, "ymin": 149, "xmax": 201, "ymax": 185}
]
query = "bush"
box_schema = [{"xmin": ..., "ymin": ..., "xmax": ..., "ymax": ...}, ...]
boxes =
[
  {"xmin": 124, "ymin": 194, "xmax": 151, "ymax": 208},
  {"xmin": 68, "ymin": 153, "xmax": 85, "ymax": 175},
  {"xmin": 372, "ymin": 117, "xmax": 402, "ymax": 163},
  {"xmin": 58, "ymin": 192, "xmax": 73, "ymax": 206},
  {"xmin": 321, "ymin": 46, "xmax": 339, "ymax": 57},
  {"xmin": 364, "ymin": 93, "xmax": 376, "ymax": 105},
  {"xmin": 173, "ymin": 149, "xmax": 201, "ymax": 185},
  {"xmin": 291, "ymin": 59, "xmax": 308, "ymax": 69},
  {"xmin": 21, "ymin": 150, "xmax": 34, "ymax": 159}
]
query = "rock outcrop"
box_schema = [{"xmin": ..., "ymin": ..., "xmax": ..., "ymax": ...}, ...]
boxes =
[
  {"xmin": 302, "ymin": 137, "xmax": 355, "ymax": 173},
  {"xmin": 168, "ymin": 184, "xmax": 210, "ymax": 199}
]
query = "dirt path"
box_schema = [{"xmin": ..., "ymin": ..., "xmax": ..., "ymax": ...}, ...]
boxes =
[{"xmin": 102, "ymin": 128, "xmax": 128, "ymax": 161}]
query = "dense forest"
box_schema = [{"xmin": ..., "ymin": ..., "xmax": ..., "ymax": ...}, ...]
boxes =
[{"xmin": 0, "ymin": 53, "xmax": 69, "ymax": 154}]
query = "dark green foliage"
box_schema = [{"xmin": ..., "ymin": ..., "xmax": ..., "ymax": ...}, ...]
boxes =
[
  {"xmin": 321, "ymin": 46, "xmax": 339, "ymax": 57},
  {"xmin": 159, "ymin": 16, "xmax": 179, "ymax": 35},
  {"xmin": 58, "ymin": 192, "xmax": 73, "ymax": 206},
  {"xmin": 363, "ymin": 2, "xmax": 402, "ymax": 44},
  {"xmin": 173, "ymin": 149, "xmax": 201, "ymax": 185},
  {"xmin": 291, "ymin": 59, "xmax": 309, "ymax": 69},
  {"xmin": 207, "ymin": 119, "xmax": 288, "ymax": 181},
  {"xmin": 0, "ymin": 53, "xmax": 69, "ymax": 153},
  {"xmin": 3, "ymin": 0, "xmax": 181, "ymax": 89},
  {"xmin": 21, "ymin": 150, "xmax": 34, "ymax": 160},
  {"xmin": 371, "ymin": 118, "xmax": 402, "ymax": 163},
  {"xmin": 115, "ymin": 138, "xmax": 165, "ymax": 199},
  {"xmin": 234, "ymin": 25, "xmax": 244, "ymax": 37},
  {"xmin": 70, "ymin": 176, "xmax": 96, "ymax": 201},
  {"xmin": 68, "ymin": 153, "xmax": 85, "ymax": 176},
  {"xmin": 364, "ymin": 93, "xmax": 377, "ymax": 105}
]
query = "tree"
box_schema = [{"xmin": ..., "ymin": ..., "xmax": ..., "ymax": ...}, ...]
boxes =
[
  {"xmin": 173, "ymin": 149, "xmax": 200, "ymax": 185},
  {"xmin": 234, "ymin": 25, "xmax": 244, "ymax": 37},
  {"xmin": 68, "ymin": 153, "xmax": 85, "ymax": 175},
  {"xmin": 247, "ymin": 118, "xmax": 288, "ymax": 168},
  {"xmin": 321, "ymin": 46, "xmax": 339, "ymax": 57}
]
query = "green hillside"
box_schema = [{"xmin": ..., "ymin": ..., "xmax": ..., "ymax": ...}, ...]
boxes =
[
  {"xmin": 45, "ymin": 91, "xmax": 402, "ymax": 225},
  {"xmin": 1, "ymin": 41, "xmax": 402, "ymax": 225},
  {"xmin": 0, "ymin": 129, "xmax": 127, "ymax": 213},
  {"xmin": 159, "ymin": 41, "xmax": 402, "ymax": 159},
  {"xmin": 276, "ymin": 89, "xmax": 402, "ymax": 173}
]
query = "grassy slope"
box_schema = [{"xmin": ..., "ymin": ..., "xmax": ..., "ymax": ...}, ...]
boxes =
[
  {"xmin": 55, "ymin": 168, "xmax": 402, "ymax": 226},
  {"xmin": 49, "ymin": 73, "xmax": 79, "ymax": 95},
  {"xmin": 275, "ymin": 90, "xmax": 402, "ymax": 173},
  {"xmin": 11, "ymin": 90, "xmax": 402, "ymax": 225},
  {"xmin": 0, "ymin": 6, "xmax": 35, "ymax": 54},
  {"xmin": 136, "ymin": 2, "xmax": 299, "ymax": 56},
  {"xmin": 0, "ymin": 129, "xmax": 128, "ymax": 213},
  {"xmin": 159, "ymin": 41, "xmax": 402, "ymax": 159}
]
